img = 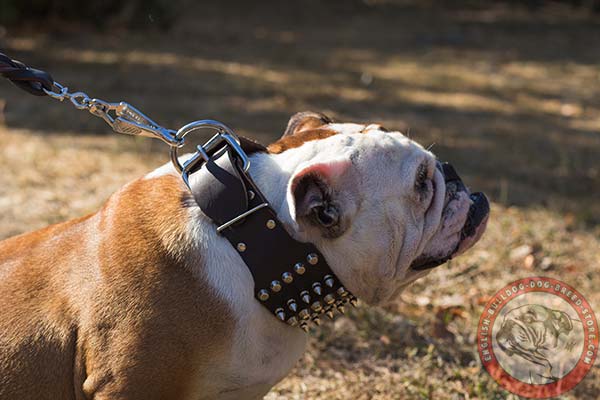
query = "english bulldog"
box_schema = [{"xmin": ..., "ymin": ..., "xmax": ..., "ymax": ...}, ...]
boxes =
[{"xmin": 0, "ymin": 112, "xmax": 489, "ymax": 400}]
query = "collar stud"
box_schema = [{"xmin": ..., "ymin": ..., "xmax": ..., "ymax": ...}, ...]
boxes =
[
  {"xmin": 281, "ymin": 272, "xmax": 293, "ymax": 284},
  {"xmin": 270, "ymin": 280, "xmax": 282, "ymax": 292},
  {"xmin": 294, "ymin": 263, "xmax": 306, "ymax": 275},
  {"xmin": 257, "ymin": 289, "xmax": 269, "ymax": 301}
]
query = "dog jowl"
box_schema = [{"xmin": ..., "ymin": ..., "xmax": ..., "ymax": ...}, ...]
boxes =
[{"xmin": 0, "ymin": 111, "xmax": 489, "ymax": 399}]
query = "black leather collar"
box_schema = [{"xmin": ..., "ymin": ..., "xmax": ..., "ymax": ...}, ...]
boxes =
[{"xmin": 185, "ymin": 135, "xmax": 356, "ymax": 331}]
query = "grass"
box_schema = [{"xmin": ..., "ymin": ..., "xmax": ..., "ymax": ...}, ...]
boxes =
[{"xmin": 1, "ymin": 1, "xmax": 599, "ymax": 398}]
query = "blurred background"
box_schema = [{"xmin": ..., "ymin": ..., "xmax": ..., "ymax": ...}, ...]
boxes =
[{"xmin": 1, "ymin": 1, "xmax": 599, "ymax": 398}]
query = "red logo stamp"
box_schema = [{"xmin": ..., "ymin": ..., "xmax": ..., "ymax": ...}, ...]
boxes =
[{"xmin": 477, "ymin": 277, "xmax": 598, "ymax": 398}]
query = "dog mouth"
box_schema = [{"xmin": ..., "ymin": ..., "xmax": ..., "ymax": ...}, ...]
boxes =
[{"xmin": 410, "ymin": 163, "xmax": 489, "ymax": 271}]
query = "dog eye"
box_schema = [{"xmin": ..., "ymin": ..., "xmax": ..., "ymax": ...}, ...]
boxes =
[
  {"xmin": 313, "ymin": 205, "xmax": 338, "ymax": 228},
  {"xmin": 415, "ymin": 163, "xmax": 429, "ymax": 192}
]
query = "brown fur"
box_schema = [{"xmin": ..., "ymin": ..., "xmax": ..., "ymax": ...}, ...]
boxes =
[
  {"xmin": 0, "ymin": 174, "xmax": 234, "ymax": 400},
  {"xmin": 267, "ymin": 128, "xmax": 339, "ymax": 154},
  {"xmin": 269, "ymin": 112, "xmax": 385, "ymax": 154},
  {"xmin": 282, "ymin": 111, "xmax": 332, "ymax": 137}
]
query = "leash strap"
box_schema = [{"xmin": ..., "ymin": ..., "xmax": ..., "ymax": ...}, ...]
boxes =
[
  {"xmin": 0, "ymin": 52, "xmax": 54, "ymax": 96},
  {"xmin": 0, "ymin": 52, "xmax": 183, "ymax": 146}
]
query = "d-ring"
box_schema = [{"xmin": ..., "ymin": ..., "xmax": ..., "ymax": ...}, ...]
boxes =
[{"xmin": 170, "ymin": 120, "xmax": 250, "ymax": 187}]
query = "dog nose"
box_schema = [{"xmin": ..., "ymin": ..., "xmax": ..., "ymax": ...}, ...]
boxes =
[{"xmin": 439, "ymin": 161, "xmax": 490, "ymax": 238}]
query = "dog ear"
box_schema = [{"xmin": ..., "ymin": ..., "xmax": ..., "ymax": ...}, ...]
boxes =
[
  {"xmin": 283, "ymin": 111, "xmax": 332, "ymax": 137},
  {"xmin": 288, "ymin": 159, "xmax": 350, "ymax": 237}
]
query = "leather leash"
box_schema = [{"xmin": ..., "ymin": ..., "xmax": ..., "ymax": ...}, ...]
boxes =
[{"xmin": 0, "ymin": 52, "xmax": 54, "ymax": 95}]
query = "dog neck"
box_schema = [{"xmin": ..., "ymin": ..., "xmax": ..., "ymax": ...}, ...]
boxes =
[{"xmin": 182, "ymin": 151, "xmax": 309, "ymax": 389}]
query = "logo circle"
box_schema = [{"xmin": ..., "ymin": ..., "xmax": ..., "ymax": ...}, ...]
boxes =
[{"xmin": 477, "ymin": 277, "xmax": 598, "ymax": 398}]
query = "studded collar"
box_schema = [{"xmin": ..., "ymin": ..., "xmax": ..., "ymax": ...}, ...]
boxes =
[{"xmin": 184, "ymin": 132, "xmax": 356, "ymax": 331}]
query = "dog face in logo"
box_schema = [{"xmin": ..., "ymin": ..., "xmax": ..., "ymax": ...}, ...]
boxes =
[
  {"xmin": 496, "ymin": 304, "xmax": 577, "ymax": 382},
  {"xmin": 264, "ymin": 112, "xmax": 489, "ymax": 305}
]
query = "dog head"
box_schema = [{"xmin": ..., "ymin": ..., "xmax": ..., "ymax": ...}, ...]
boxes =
[
  {"xmin": 261, "ymin": 112, "xmax": 489, "ymax": 305},
  {"xmin": 497, "ymin": 304, "xmax": 574, "ymax": 357}
]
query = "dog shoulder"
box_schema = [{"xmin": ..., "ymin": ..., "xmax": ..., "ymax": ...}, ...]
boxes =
[
  {"xmin": 0, "ymin": 171, "xmax": 235, "ymax": 398},
  {"xmin": 80, "ymin": 173, "xmax": 237, "ymax": 398},
  {"xmin": 101, "ymin": 172, "xmax": 193, "ymax": 259}
]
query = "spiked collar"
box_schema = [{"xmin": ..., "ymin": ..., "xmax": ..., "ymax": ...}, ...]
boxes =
[{"xmin": 176, "ymin": 123, "xmax": 356, "ymax": 331}]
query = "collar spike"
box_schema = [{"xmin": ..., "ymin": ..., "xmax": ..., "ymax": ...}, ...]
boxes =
[
  {"xmin": 300, "ymin": 322, "xmax": 309, "ymax": 332},
  {"xmin": 324, "ymin": 275, "xmax": 335, "ymax": 288},
  {"xmin": 337, "ymin": 305, "xmax": 346, "ymax": 315},
  {"xmin": 300, "ymin": 290, "xmax": 311, "ymax": 304},
  {"xmin": 312, "ymin": 283, "xmax": 322, "ymax": 296},
  {"xmin": 287, "ymin": 299, "xmax": 298, "ymax": 313},
  {"xmin": 275, "ymin": 308, "xmax": 286, "ymax": 321}
]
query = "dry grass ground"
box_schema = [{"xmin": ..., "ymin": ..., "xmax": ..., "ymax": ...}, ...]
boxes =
[{"xmin": 1, "ymin": 1, "xmax": 599, "ymax": 399}]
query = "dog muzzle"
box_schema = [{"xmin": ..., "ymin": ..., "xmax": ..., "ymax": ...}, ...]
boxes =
[{"xmin": 410, "ymin": 162, "xmax": 490, "ymax": 271}]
